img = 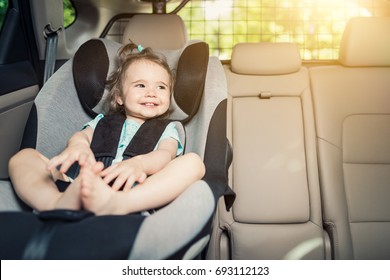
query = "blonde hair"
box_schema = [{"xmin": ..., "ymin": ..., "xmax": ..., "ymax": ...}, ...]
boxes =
[{"xmin": 105, "ymin": 43, "xmax": 174, "ymax": 118}]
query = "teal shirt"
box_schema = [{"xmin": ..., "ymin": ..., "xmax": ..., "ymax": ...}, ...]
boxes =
[{"xmin": 85, "ymin": 114, "xmax": 183, "ymax": 164}]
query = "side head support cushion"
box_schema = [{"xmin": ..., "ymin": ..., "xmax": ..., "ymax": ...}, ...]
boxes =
[
  {"xmin": 72, "ymin": 39, "xmax": 110, "ymax": 118},
  {"xmin": 174, "ymin": 42, "xmax": 209, "ymax": 123}
]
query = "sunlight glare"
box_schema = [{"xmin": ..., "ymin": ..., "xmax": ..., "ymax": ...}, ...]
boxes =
[
  {"xmin": 312, "ymin": 0, "xmax": 372, "ymax": 17},
  {"xmin": 204, "ymin": 0, "xmax": 233, "ymax": 20}
]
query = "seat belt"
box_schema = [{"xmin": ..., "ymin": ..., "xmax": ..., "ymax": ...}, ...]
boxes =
[{"xmin": 43, "ymin": 23, "xmax": 62, "ymax": 84}]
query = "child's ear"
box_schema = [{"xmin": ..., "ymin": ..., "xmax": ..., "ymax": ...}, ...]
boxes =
[{"xmin": 116, "ymin": 95, "xmax": 123, "ymax": 105}]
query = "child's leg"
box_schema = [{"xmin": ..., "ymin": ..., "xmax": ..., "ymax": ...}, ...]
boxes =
[
  {"xmin": 80, "ymin": 152, "xmax": 205, "ymax": 215},
  {"xmin": 8, "ymin": 148, "xmax": 82, "ymax": 211}
]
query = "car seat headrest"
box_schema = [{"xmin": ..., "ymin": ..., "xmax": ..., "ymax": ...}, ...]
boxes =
[
  {"xmin": 339, "ymin": 17, "xmax": 390, "ymax": 67},
  {"xmin": 72, "ymin": 39, "xmax": 209, "ymax": 123},
  {"xmin": 231, "ymin": 42, "xmax": 302, "ymax": 75},
  {"xmin": 73, "ymin": 39, "xmax": 110, "ymax": 118},
  {"xmin": 121, "ymin": 14, "xmax": 188, "ymax": 50}
]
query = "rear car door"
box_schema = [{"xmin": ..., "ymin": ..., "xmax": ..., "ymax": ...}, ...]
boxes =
[{"xmin": 0, "ymin": 0, "xmax": 40, "ymax": 179}]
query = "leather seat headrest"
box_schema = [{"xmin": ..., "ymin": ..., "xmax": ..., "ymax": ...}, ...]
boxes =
[
  {"xmin": 121, "ymin": 14, "xmax": 188, "ymax": 50},
  {"xmin": 231, "ymin": 42, "xmax": 302, "ymax": 75},
  {"xmin": 339, "ymin": 17, "xmax": 390, "ymax": 67}
]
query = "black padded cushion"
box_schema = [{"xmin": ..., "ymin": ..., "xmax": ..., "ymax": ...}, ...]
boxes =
[
  {"xmin": 174, "ymin": 42, "xmax": 209, "ymax": 123},
  {"xmin": 203, "ymin": 99, "xmax": 236, "ymax": 210},
  {"xmin": 72, "ymin": 39, "xmax": 109, "ymax": 118}
]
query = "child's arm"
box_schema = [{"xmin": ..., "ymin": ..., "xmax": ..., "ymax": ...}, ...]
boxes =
[
  {"xmin": 100, "ymin": 137, "xmax": 178, "ymax": 191},
  {"xmin": 47, "ymin": 126, "xmax": 95, "ymax": 173}
]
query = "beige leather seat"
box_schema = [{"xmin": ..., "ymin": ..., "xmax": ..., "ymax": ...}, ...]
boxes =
[
  {"xmin": 309, "ymin": 17, "xmax": 390, "ymax": 259},
  {"xmin": 121, "ymin": 14, "xmax": 188, "ymax": 50},
  {"xmin": 208, "ymin": 42, "xmax": 327, "ymax": 259}
]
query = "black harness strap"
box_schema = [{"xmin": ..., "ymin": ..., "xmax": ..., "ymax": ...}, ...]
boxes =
[
  {"xmin": 90, "ymin": 114, "xmax": 172, "ymax": 169},
  {"xmin": 65, "ymin": 115, "xmax": 173, "ymax": 183},
  {"xmin": 123, "ymin": 118, "xmax": 172, "ymax": 159},
  {"xmin": 90, "ymin": 113, "xmax": 125, "ymax": 168}
]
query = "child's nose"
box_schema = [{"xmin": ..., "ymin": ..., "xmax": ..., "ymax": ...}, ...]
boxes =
[{"xmin": 145, "ymin": 88, "xmax": 157, "ymax": 97}]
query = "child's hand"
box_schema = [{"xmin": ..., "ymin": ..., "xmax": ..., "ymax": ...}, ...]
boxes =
[
  {"xmin": 100, "ymin": 158, "xmax": 147, "ymax": 191},
  {"xmin": 47, "ymin": 144, "xmax": 96, "ymax": 173}
]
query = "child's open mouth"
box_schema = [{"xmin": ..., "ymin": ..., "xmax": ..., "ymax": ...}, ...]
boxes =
[{"xmin": 142, "ymin": 102, "xmax": 158, "ymax": 107}]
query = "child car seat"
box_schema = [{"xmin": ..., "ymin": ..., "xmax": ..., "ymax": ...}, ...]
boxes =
[{"xmin": 0, "ymin": 37, "xmax": 234, "ymax": 259}]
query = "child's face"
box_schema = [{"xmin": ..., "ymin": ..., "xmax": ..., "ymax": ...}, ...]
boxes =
[{"xmin": 118, "ymin": 60, "xmax": 171, "ymax": 123}]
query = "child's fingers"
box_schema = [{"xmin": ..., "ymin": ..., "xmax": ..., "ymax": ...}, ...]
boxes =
[
  {"xmin": 137, "ymin": 172, "xmax": 147, "ymax": 184},
  {"xmin": 122, "ymin": 175, "xmax": 137, "ymax": 192},
  {"xmin": 87, "ymin": 154, "xmax": 97, "ymax": 166},
  {"xmin": 101, "ymin": 166, "xmax": 120, "ymax": 185},
  {"xmin": 47, "ymin": 154, "xmax": 67, "ymax": 170},
  {"xmin": 78, "ymin": 153, "xmax": 96, "ymax": 167},
  {"xmin": 91, "ymin": 161, "xmax": 104, "ymax": 173},
  {"xmin": 100, "ymin": 164, "xmax": 116, "ymax": 177},
  {"xmin": 112, "ymin": 173, "xmax": 134, "ymax": 191},
  {"xmin": 78, "ymin": 153, "xmax": 87, "ymax": 166},
  {"xmin": 59, "ymin": 158, "xmax": 76, "ymax": 173},
  {"xmin": 47, "ymin": 156, "xmax": 60, "ymax": 170},
  {"xmin": 122, "ymin": 172, "xmax": 146, "ymax": 192}
]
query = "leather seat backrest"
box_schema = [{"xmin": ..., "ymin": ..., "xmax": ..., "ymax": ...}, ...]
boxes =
[
  {"xmin": 208, "ymin": 42, "xmax": 327, "ymax": 260},
  {"xmin": 309, "ymin": 17, "xmax": 390, "ymax": 259}
]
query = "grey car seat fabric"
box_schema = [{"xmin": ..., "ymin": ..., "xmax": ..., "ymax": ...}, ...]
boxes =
[{"xmin": 0, "ymin": 33, "xmax": 233, "ymax": 259}]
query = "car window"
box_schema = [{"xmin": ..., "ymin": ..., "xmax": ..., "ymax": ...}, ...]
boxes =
[
  {"xmin": 64, "ymin": 0, "xmax": 76, "ymax": 28},
  {"xmin": 0, "ymin": 0, "xmax": 8, "ymax": 31},
  {"xmin": 167, "ymin": 0, "xmax": 386, "ymax": 60}
]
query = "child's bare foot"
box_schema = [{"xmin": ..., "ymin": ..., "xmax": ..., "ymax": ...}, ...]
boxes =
[{"xmin": 79, "ymin": 163, "xmax": 123, "ymax": 215}]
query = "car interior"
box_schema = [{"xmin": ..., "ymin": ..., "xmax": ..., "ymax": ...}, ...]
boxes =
[{"xmin": 0, "ymin": 0, "xmax": 389, "ymax": 260}]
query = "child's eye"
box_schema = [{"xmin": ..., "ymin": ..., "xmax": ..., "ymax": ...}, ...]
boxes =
[
  {"xmin": 135, "ymin": 83, "xmax": 145, "ymax": 88},
  {"xmin": 157, "ymin": 85, "xmax": 167, "ymax": 90}
]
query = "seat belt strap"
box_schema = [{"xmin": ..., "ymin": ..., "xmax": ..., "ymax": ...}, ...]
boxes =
[{"xmin": 43, "ymin": 23, "xmax": 62, "ymax": 84}]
